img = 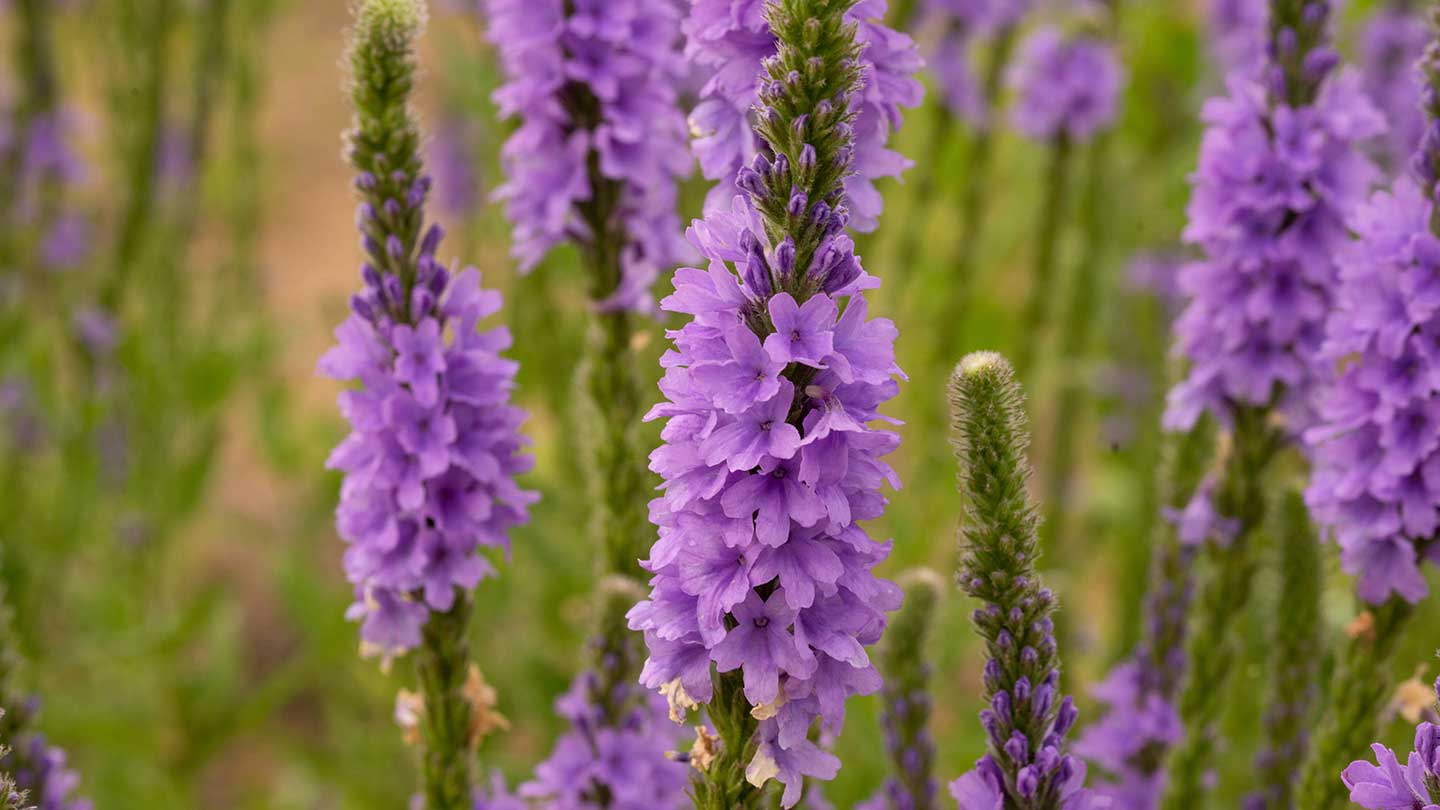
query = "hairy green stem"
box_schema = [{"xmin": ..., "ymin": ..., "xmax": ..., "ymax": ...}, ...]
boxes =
[
  {"xmin": 691, "ymin": 672, "xmax": 765, "ymax": 810},
  {"xmin": 1160, "ymin": 406, "xmax": 1282, "ymax": 810},
  {"xmin": 1295, "ymin": 597, "xmax": 1416, "ymax": 810},
  {"xmin": 417, "ymin": 597, "xmax": 476, "ymax": 810}
]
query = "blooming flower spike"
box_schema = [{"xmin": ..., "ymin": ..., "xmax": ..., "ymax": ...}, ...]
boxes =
[
  {"xmin": 629, "ymin": 1, "xmax": 907, "ymax": 807},
  {"xmin": 324, "ymin": 1, "xmax": 535, "ymax": 806}
]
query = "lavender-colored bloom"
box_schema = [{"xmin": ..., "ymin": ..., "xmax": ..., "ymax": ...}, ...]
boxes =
[
  {"xmin": 1304, "ymin": 174, "xmax": 1440, "ymax": 604},
  {"xmin": 1008, "ymin": 27, "xmax": 1123, "ymax": 144},
  {"xmin": 507, "ymin": 673, "xmax": 688, "ymax": 810},
  {"xmin": 628, "ymin": 196, "xmax": 904, "ymax": 806},
  {"xmin": 1361, "ymin": 7, "xmax": 1429, "ymax": 173},
  {"xmin": 322, "ymin": 134, "xmax": 535, "ymax": 658},
  {"xmin": 1072, "ymin": 664, "xmax": 1181, "ymax": 808},
  {"xmin": 3, "ymin": 105, "xmax": 92, "ymax": 272},
  {"xmin": 1342, "ymin": 677, "xmax": 1440, "ymax": 809},
  {"xmin": 929, "ymin": 26, "xmax": 986, "ymax": 126},
  {"xmin": 0, "ymin": 735, "xmax": 91, "ymax": 810},
  {"xmin": 683, "ymin": 0, "xmax": 923, "ymax": 231},
  {"xmin": 1165, "ymin": 72, "xmax": 1384, "ymax": 433},
  {"xmin": 487, "ymin": 0, "xmax": 692, "ymax": 312},
  {"xmin": 1162, "ymin": 476, "xmax": 1238, "ymax": 548}
]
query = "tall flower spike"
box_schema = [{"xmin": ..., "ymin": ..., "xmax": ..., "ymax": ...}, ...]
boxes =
[
  {"xmin": 1160, "ymin": 3, "xmax": 1381, "ymax": 803},
  {"xmin": 946, "ymin": 352, "xmax": 1100, "ymax": 810},
  {"xmin": 1340, "ymin": 676, "xmax": 1440, "ymax": 809},
  {"xmin": 629, "ymin": 1, "xmax": 906, "ymax": 807},
  {"xmin": 322, "ymin": 2, "xmax": 536, "ymax": 805},
  {"xmin": 684, "ymin": 0, "xmax": 922, "ymax": 232},
  {"xmin": 1296, "ymin": 8, "xmax": 1440, "ymax": 806},
  {"xmin": 1074, "ymin": 419, "xmax": 1214, "ymax": 809},
  {"xmin": 857, "ymin": 570, "xmax": 942, "ymax": 810},
  {"xmin": 487, "ymin": 0, "xmax": 692, "ymax": 313},
  {"xmin": 1245, "ymin": 491, "xmax": 1322, "ymax": 810}
]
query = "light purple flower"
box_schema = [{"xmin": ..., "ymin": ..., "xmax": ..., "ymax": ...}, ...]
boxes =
[
  {"xmin": 1342, "ymin": 677, "xmax": 1440, "ymax": 809},
  {"xmin": 321, "ymin": 170, "xmax": 536, "ymax": 658},
  {"xmin": 2, "ymin": 734, "xmax": 92, "ymax": 810},
  {"xmin": 683, "ymin": 0, "xmax": 923, "ymax": 231},
  {"xmin": 1304, "ymin": 175, "xmax": 1440, "ymax": 604},
  {"xmin": 1165, "ymin": 71, "xmax": 1384, "ymax": 433},
  {"xmin": 629, "ymin": 189, "xmax": 903, "ymax": 806},
  {"xmin": 487, "ymin": 0, "xmax": 692, "ymax": 312},
  {"xmin": 1204, "ymin": 0, "xmax": 1266, "ymax": 75},
  {"xmin": 1009, "ymin": 27, "xmax": 1123, "ymax": 144}
]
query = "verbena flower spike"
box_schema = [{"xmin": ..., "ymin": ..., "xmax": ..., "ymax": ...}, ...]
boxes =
[
  {"xmin": 1340, "ymin": 675, "xmax": 1440, "ymax": 809},
  {"xmin": 321, "ymin": 1, "xmax": 536, "ymax": 804},
  {"xmin": 946, "ymin": 352, "xmax": 1100, "ymax": 810},
  {"xmin": 1296, "ymin": 5, "xmax": 1440, "ymax": 805},
  {"xmin": 1159, "ymin": 0, "xmax": 1380, "ymax": 804},
  {"xmin": 628, "ymin": 1, "xmax": 907, "ymax": 806}
]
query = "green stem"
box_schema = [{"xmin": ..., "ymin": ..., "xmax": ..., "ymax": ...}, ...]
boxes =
[
  {"xmin": 103, "ymin": 0, "xmax": 175, "ymax": 312},
  {"xmin": 1159, "ymin": 406, "xmax": 1281, "ymax": 810},
  {"xmin": 1013, "ymin": 135, "xmax": 1073, "ymax": 378},
  {"xmin": 1295, "ymin": 598, "xmax": 1416, "ymax": 810},
  {"xmin": 930, "ymin": 25, "xmax": 1018, "ymax": 359},
  {"xmin": 691, "ymin": 671, "xmax": 765, "ymax": 810},
  {"xmin": 416, "ymin": 596, "xmax": 476, "ymax": 810},
  {"xmin": 1040, "ymin": 129, "xmax": 1113, "ymax": 561}
]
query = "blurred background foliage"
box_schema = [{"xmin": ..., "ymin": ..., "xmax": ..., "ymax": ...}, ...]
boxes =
[{"xmin": 0, "ymin": 0, "xmax": 1434, "ymax": 807}]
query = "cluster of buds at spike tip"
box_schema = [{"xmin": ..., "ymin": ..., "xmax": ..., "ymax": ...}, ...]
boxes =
[
  {"xmin": 740, "ymin": 0, "xmax": 865, "ymax": 292},
  {"xmin": 1265, "ymin": 0, "xmax": 1339, "ymax": 106}
]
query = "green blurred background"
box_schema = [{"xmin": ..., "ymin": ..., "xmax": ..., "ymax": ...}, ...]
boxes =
[{"xmin": 1, "ymin": 0, "xmax": 1435, "ymax": 807}]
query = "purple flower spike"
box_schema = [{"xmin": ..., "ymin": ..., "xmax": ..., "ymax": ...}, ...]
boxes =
[
  {"xmin": 487, "ymin": 0, "xmax": 693, "ymax": 312},
  {"xmin": 1009, "ymin": 27, "xmax": 1123, "ymax": 145}
]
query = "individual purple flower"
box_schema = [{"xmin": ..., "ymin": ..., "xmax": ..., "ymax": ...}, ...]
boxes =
[
  {"xmin": 487, "ymin": 0, "xmax": 692, "ymax": 312},
  {"xmin": 1165, "ymin": 71, "xmax": 1384, "ymax": 433},
  {"xmin": 682, "ymin": 0, "xmax": 923, "ymax": 231},
  {"xmin": 1008, "ymin": 27, "xmax": 1123, "ymax": 144},
  {"xmin": 1162, "ymin": 476, "xmax": 1239, "ymax": 548},
  {"xmin": 1342, "ymin": 677, "xmax": 1440, "ymax": 809},
  {"xmin": 1304, "ymin": 173, "xmax": 1440, "ymax": 604},
  {"xmin": 1362, "ymin": 6, "xmax": 1429, "ymax": 173}
]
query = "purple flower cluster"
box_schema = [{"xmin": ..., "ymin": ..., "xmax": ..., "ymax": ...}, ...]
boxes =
[
  {"xmin": 1342, "ymin": 677, "xmax": 1440, "ymax": 809},
  {"xmin": 1, "ymin": 734, "xmax": 91, "ymax": 810},
  {"xmin": 0, "ymin": 101, "xmax": 91, "ymax": 272},
  {"xmin": 430, "ymin": 114, "xmax": 483, "ymax": 224},
  {"xmin": 1304, "ymin": 174, "xmax": 1440, "ymax": 604},
  {"xmin": 487, "ymin": 0, "xmax": 692, "ymax": 312},
  {"xmin": 320, "ymin": 190, "xmax": 536, "ymax": 658},
  {"xmin": 1072, "ymin": 662, "xmax": 1182, "ymax": 809},
  {"xmin": 476, "ymin": 672, "xmax": 688, "ymax": 810},
  {"xmin": 683, "ymin": 0, "xmax": 923, "ymax": 231},
  {"xmin": 626, "ymin": 189, "xmax": 904, "ymax": 806},
  {"xmin": 1008, "ymin": 27, "xmax": 1122, "ymax": 145},
  {"xmin": 1361, "ymin": 6, "xmax": 1429, "ymax": 172},
  {"xmin": 1164, "ymin": 72, "xmax": 1384, "ymax": 432}
]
